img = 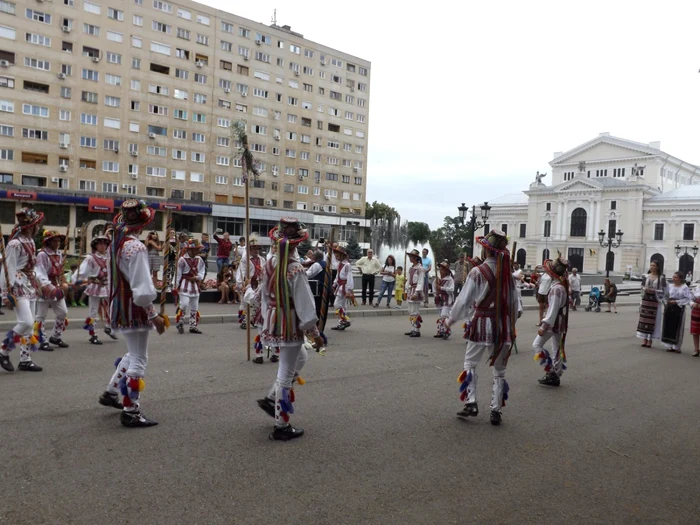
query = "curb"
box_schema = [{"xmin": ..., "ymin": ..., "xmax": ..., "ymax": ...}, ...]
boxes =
[{"xmin": 0, "ymin": 301, "xmax": 641, "ymax": 331}]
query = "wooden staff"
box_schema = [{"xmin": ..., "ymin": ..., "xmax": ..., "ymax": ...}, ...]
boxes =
[
  {"xmin": 403, "ymin": 252, "xmax": 408, "ymax": 302},
  {"xmin": 74, "ymin": 222, "xmax": 88, "ymax": 285},
  {"xmin": 160, "ymin": 211, "xmax": 172, "ymax": 321},
  {"xmin": 318, "ymin": 227, "xmax": 337, "ymax": 335},
  {"xmin": 511, "ymin": 239, "xmax": 518, "ymax": 354},
  {"xmin": 0, "ymin": 224, "xmax": 15, "ymax": 309}
]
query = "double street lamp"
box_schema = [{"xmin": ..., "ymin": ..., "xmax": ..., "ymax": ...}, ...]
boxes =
[
  {"xmin": 675, "ymin": 244, "xmax": 699, "ymax": 278},
  {"xmin": 598, "ymin": 228, "xmax": 624, "ymax": 278},
  {"xmin": 458, "ymin": 202, "xmax": 491, "ymax": 258}
]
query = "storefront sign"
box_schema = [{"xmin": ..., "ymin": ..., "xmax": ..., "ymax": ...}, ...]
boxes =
[
  {"xmin": 7, "ymin": 190, "xmax": 37, "ymax": 200},
  {"xmin": 88, "ymin": 197, "xmax": 114, "ymax": 213}
]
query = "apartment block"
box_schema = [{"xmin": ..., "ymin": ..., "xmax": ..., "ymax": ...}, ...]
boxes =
[{"xmin": 0, "ymin": 0, "xmax": 371, "ymax": 247}]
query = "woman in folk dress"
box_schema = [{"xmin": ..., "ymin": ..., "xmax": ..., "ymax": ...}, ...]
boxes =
[
  {"xmin": 636, "ymin": 260, "xmax": 668, "ymax": 348},
  {"xmin": 689, "ymin": 285, "xmax": 700, "ymax": 357},
  {"xmin": 661, "ymin": 272, "xmax": 691, "ymax": 353}
]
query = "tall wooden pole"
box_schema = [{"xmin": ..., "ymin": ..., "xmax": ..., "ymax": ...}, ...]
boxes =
[
  {"xmin": 319, "ymin": 226, "xmax": 337, "ymax": 334},
  {"xmin": 160, "ymin": 211, "xmax": 172, "ymax": 317},
  {"xmin": 244, "ymin": 174, "xmax": 251, "ymax": 361}
]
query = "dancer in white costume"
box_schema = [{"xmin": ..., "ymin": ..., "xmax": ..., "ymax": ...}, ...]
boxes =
[
  {"xmin": 175, "ymin": 238, "xmax": 205, "ymax": 335},
  {"xmin": 35, "ymin": 230, "xmax": 70, "ymax": 351},
  {"xmin": 448, "ymin": 230, "xmax": 520, "ymax": 426},
  {"xmin": 1, "ymin": 208, "xmax": 54, "ymax": 372},
  {"xmin": 533, "ymin": 256, "xmax": 570, "ymax": 387},
  {"xmin": 256, "ymin": 218, "xmax": 324, "ymax": 441},
  {"xmin": 434, "ymin": 261, "xmax": 455, "ymax": 340},
  {"xmin": 330, "ymin": 245, "xmax": 354, "ymax": 331},
  {"xmin": 97, "ymin": 200, "xmax": 167, "ymax": 428},
  {"xmin": 79, "ymin": 233, "xmax": 117, "ymax": 345},
  {"xmin": 404, "ymin": 249, "xmax": 426, "ymax": 337}
]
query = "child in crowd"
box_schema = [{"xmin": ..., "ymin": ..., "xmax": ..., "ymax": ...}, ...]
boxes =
[{"xmin": 394, "ymin": 267, "xmax": 405, "ymax": 309}]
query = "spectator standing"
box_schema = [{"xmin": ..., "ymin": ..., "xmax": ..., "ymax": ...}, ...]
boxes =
[
  {"xmin": 421, "ymin": 249, "xmax": 433, "ymax": 307},
  {"xmin": 145, "ymin": 231, "xmax": 162, "ymax": 290},
  {"xmin": 454, "ymin": 254, "xmax": 467, "ymax": 295},
  {"xmin": 374, "ymin": 255, "xmax": 397, "ymax": 308},
  {"xmin": 568, "ymin": 268, "xmax": 581, "ymax": 311},
  {"xmin": 356, "ymin": 249, "xmax": 382, "ymax": 306},
  {"xmin": 214, "ymin": 230, "xmax": 233, "ymax": 273},
  {"xmin": 603, "ymin": 278, "xmax": 618, "ymax": 313}
]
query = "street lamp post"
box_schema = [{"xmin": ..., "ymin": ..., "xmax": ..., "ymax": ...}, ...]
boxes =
[
  {"xmin": 674, "ymin": 244, "xmax": 699, "ymax": 280},
  {"xmin": 598, "ymin": 228, "xmax": 624, "ymax": 278},
  {"xmin": 457, "ymin": 201, "xmax": 491, "ymax": 258}
]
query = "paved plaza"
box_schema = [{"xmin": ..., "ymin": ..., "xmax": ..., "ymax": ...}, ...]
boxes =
[{"xmin": 1, "ymin": 305, "xmax": 699, "ymax": 524}]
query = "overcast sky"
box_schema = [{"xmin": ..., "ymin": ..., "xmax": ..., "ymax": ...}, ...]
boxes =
[{"xmin": 204, "ymin": 0, "xmax": 700, "ymax": 229}]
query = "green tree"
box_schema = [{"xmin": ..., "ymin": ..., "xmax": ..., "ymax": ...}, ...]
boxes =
[
  {"xmin": 345, "ymin": 236, "xmax": 363, "ymax": 260},
  {"xmin": 406, "ymin": 222, "xmax": 431, "ymax": 245}
]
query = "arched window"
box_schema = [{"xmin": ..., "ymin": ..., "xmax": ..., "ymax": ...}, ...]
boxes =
[
  {"xmin": 679, "ymin": 254, "xmax": 694, "ymax": 277},
  {"xmin": 570, "ymin": 208, "xmax": 587, "ymax": 237},
  {"xmin": 516, "ymin": 248, "xmax": 526, "ymax": 267}
]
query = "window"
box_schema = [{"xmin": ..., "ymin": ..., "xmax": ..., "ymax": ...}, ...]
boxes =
[
  {"xmin": 25, "ymin": 57, "xmax": 50, "ymax": 71},
  {"xmin": 132, "ymin": 58, "xmax": 141, "ymax": 69},
  {"xmin": 570, "ymin": 208, "xmax": 587, "ymax": 237},
  {"xmin": 132, "ymin": 36, "xmax": 141, "ymax": 48},
  {"xmin": 221, "ymin": 40, "xmax": 233, "ymax": 52},
  {"xmin": 102, "ymin": 161, "xmax": 119, "ymax": 173},
  {"xmin": 194, "ymin": 73, "xmax": 207, "ymax": 84},
  {"xmin": 150, "ymin": 42, "xmax": 171, "ymax": 56},
  {"xmin": 171, "ymin": 166, "xmax": 186, "ymax": 179},
  {"xmin": 610, "ymin": 200, "xmax": 617, "ymax": 210},
  {"xmin": 130, "ymin": 100, "xmax": 140, "ymax": 111},
  {"xmin": 133, "ymin": 15, "xmax": 143, "ymax": 26},
  {"xmin": 177, "ymin": 7, "xmax": 191, "ymax": 19},
  {"xmin": 613, "ymin": 167, "xmax": 626, "ymax": 178},
  {"xmin": 543, "ymin": 220, "xmax": 551, "ymax": 238},
  {"xmin": 255, "ymin": 51, "xmax": 270, "ymax": 63},
  {"xmin": 0, "ymin": 148, "xmax": 11, "ymax": 160},
  {"xmin": 193, "ymin": 93, "xmax": 207, "ymax": 104},
  {"xmin": 215, "ymin": 175, "xmax": 228, "ymax": 185},
  {"xmin": 147, "ymin": 125, "xmax": 167, "ymax": 136},
  {"xmin": 103, "ymin": 118, "xmax": 120, "ymax": 129},
  {"xmin": 218, "ymin": 117, "xmax": 231, "ymax": 128},
  {"xmin": 196, "ymin": 14, "xmax": 210, "ymax": 25},
  {"xmin": 196, "ymin": 34, "xmax": 209, "ymax": 45},
  {"xmin": 176, "ymin": 48, "xmax": 190, "ymax": 60},
  {"xmin": 216, "ymin": 156, "xmax": 230, "ymax": 166},
  {"xmin": 106, "ymin": 31, "xmax": 123, "ymax": 43},
  {"xmin": 653, "ymin": 223, "xmax": 664, "ymax": 241},
  {"xmin": 684, "ymin": 223, "xmax": 695, "ymax": 241},
  {"xmin": 105, "ymin": 73, "xmax": 122, "ymax": 86},
  {"xmin": 60, "ymin": 110, "xmax": 71, "ymax": 121},
  {"xmin": 595, "ymin": 168, "xmax": 608, "ymax": 178},
  {"xmin": 191, "ymin": 152, "xmax": 205, "ymax": 163},
  {"xmin": 0, "ymin": 124, "xmax": 12, "ymax": 137},
  {"xmin": 79, "ymin": 180, "xmax": 97, "ymax": 191},
  {"xmin": 192, "ymin": 132, "xmax": 205, "ymax": 143},
  {"xmin": 83, "ymin": 23, "xmax": 100, "ymax": 36},
  {"xmin": 152, "ymin": 20, "xmax": 171, "ymax": 34},
  {"xmin": 0, "ymin": 1, "xmax": 15, "ymax": 15},
  {"xmin": 127, "ymin": 164, "xmax": 138, "ymax": 176},
  {"xmin": 82, "ymin": 70, "xmax": 100, "ymax": 83},
  {"xmin": 253, "ymin": 88, "xmax": 268, "ymax": 99},
  {"xmin": 23, "ymin": 104, "xmax": 49, "ymax": 117},
  {"xmin": 106, "ymin": 52, "xmax": 122, "ymax": 64},
  {"xmin": 153, "ymin": 0, "xmax": 172, "ymax": 13},
  {"xmin": 192, "ymin": 113, "xmax": 206, "ymax": 123},
  {"xmin": 108, "ymin": 7, "xmax": 123, "ymax": 20},
  {"xmin": 146, "ymin": 187, "xmax": 165, "ymax": 197},
  {"xmin": 545, "ymin": 202, "xmax": 552, "ymax": 212},
  {"xmin": 80, "ymin": 136, "xmax": 96, "ymax": 147},
  {"xmin": 27, "ymin": 8, "xmax": 52, "ymax": 23},
  {"xmin": 146, "ymin": 166, "xmax": 166, "ymax": 177},
  {"xmin": 147, "ymin": 145, "xmax": 166, "ymax": 156}
]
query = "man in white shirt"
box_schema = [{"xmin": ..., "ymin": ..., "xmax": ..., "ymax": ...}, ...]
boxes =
[
  {"xmin": 568, "ymin": 267, "xmax": 581, "ymax": 311},
  {"xmin": 356, "ymin": 249, "xmax": 382, "ymax": 306}
]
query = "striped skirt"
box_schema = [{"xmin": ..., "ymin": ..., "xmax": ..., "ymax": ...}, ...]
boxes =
[
  {"xmin": 691, "ymin": 303, "xmax": 700, "ymax": 335},
  {"xmin": 636, "ymin": 291, "xmax": 659, "ymax": 336}
]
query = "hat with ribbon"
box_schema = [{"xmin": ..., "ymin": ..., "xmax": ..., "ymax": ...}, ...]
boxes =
[
  {"xmin": 332, "ymin": 245, "xmax": 348, "ymax": 256},
  {"xmin": 438, "ymin": 261, "xmax": 453, "ymax": 275},
  {"xmin": 248, "ymin": 233, "xmax": 261, "ymax": 248},
  {"xmin": 184, "ymin": 237, "xmax": 201, "ymax": 250},
  {"xmin": 543, "ymin": 256, "xmax": 569, "ymax": 281},
  {"xmin": 41, "ymin": 230, "xmax": 65, "ymax": 245},
  {"xmin": 268, "ymin": 216, "xmax": 309, "ymax": 245},
  {"xmin": 15, "ymin": 207, "xmax": 44, "ymax": 231},
  {"xmin": 91, "ymin": 232, "xmax": 111, "ymax": 249},
  {"xmin": 113, "ymin": 199, "xmax": 156, "ymax": 230},
  {"xmin": 476, "ymin": 229, "xmax": 510, "ymax": 254}
]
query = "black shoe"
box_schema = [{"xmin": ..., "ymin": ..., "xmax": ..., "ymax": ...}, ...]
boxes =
[
  {"xmin": 253, "ymin": 356, "xmax": 264, "ymax": 364},
  {"xmin": 104, "ymin": 327, "xmax": 118, "ymax": 340},
  {"xmin": 49, "ymin": 337, "xmax": 69, "ymax": 348},
  {"xmin": 89, "ymin": 335, "xmax": 103, "ymax": 345},
  {"xmin": 457, "ymin": 402, "xmax": 479, "ymax": 419},
  {"xmin": 404, "ymin": 331, "xmax": 414, "ymax": 336},
  {"xmin": 409, "ymin": 331, "xmax": 421, "ymax": 338},
  {"xmin": 120, "ymin": 411, "xmax": 158, "ymax": 428},
  {"xmin": 0, "ymin": 355, "xmax": 14, "ymax": 372},
  {"xmin": 331, "ymin": 325, "xmax": 345, "ymax": 331},
  {"xmin": 39, "ymin": 342, "xmax": 53, "ymax": 351},
  {"xmin": 342, "ymin": 321, "xmax": 351, "ymax": 328},
  {"xmin": 433, "ymin": 334, "xmax": 443, "ymax": 338},
  {"xmin": 269, "ymin": 424, "xmax": 304, "ymax": 441},
  {"xmin": 18, "ymin": 361, "xmax": 43, "ymax": 372},
  {"xmin": 256, "ymin": 397, "xmax": 275, "ymax": 418},
  {"xmin": 98, "ymin": 391, "xmax": 123, "ymax": 409},
  {"xmin": 189, "ymin": 327, "xmax": 202, "ymax": 334},
  {"xmin": 177, "ymin": 325, "xmax": 184, "ymax": 334},
  {"xmin": 538, "ymin": 373, "xmax": 561, "ymax": 387},
  {"xmin": 270, "ymin": 354, "xmax": 279, "ymax": 363},
  {"xmin": 490, "ymin": 410, "xmax": 502, "ymax": 426},
  {"xmin": 240, "ymin": 323, "xmax": 247, "ymax": 330}
]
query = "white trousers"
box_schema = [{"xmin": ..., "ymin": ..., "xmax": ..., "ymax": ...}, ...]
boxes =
[
  {"xmin": 533, "ymin": 331, "xmax": 565, "ymax": 377},
  {"xmin": 462, "ymin": 341, "xmax": 509, "ymax": 412},
  {"xmin": 177, "ymin": 294, "xmax": 200, "ymax": 328},
  {"xmin": 88, "ymin": 296, "xmax": 106, "ymax": 330},
  {"xmin": 35, "ymin": 298, "xmax": 68, "ymax": 340},
  {"xmin": 0, "ymin": 298, "xmax": 35, "ymax": 362},
  {"xmin": 407, "ymin": 301, "xmax": 422, "ymax": 331},
  {"xmin": 267, "ymin": 344, "xmax": 308, "ymax": 428},
  {"xmin": 107, "ymin": 330, "xmax": 150, "ymax": 412}
]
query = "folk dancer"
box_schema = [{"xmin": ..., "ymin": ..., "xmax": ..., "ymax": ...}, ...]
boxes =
[
  {"xmin": 35, "ymin": 230, "xmax": 70, "ymax": 351},
  {"xmin": 690, "ymin": 285, "xmax": 700, "ymax": 357},
  {"xmin": 233, "ymin": 237, "xmax": 250, "ymax": 330},
  {"xmin": 79, "ymin": 233, "xmax": 116, "ymax": 345},
  {"xmin": 256, "ymin": 217, "xmax": 324, "ymax": 441},
  {"xmin": 636, "ymin": 260, "xmax": 667, "ymax": 348},
  {"xmin": 0, "ymin": 208, "xmax": 55, "ymax": 372},
  {"xmin": 98, "ymin": 199, "xmax": 166, "ymax": 427},
  {"xmin": 331, "ymin": 245, "xmax": 354, "ymax": 331},
  {"xmin": 405, "ymin": 249, "xmax": 426, "ymax": 337},
  {"xmin": 536, "ymin": 266, "xmax": 552, "ymax": 327},
  {"xmin": 533, "ymin": 257, "xmax": 570, "ymax": 387},
  {"xmin": 448, "ymin": 230, "xmax": 520, "ymax": 426},
  {"xmin": 241, "ymin": 234, "xmax": 279, "ymax": 364},
  {"xmin": 175, "ymin": 238, "xmax": 205, "ymax": 335},
  {"xmin": 661, "ymin": 272, "xmax": 691, "ymax": 353},
  {"xmin": 434, "ymin": 261, "xmax": 455, "ymax": 339}
]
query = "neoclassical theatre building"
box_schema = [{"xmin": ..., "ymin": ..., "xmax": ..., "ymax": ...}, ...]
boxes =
[{"xmin": 482, "ymin": 133, "xmax": 700, "ymax": 276}]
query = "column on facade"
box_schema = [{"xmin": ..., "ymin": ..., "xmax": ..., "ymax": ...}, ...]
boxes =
[
  {"xmin": 593, "ymin": 198, "xmax": 601, "ymax": 241},
  {"xmin": 556, "ymin": 201, "xmax": 563, "ymax": 240},
  {"xmin": 561, "ymin": 201, "xmax": 568, "ymax": 241},
  {"xmin": 587, "ymin": 200, "xmax": 595, "ymax": 240}
]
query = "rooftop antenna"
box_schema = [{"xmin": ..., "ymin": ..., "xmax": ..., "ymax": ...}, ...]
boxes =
[{"xmin": 271, "ymin": 8, "xmax": 277, "ymax": 26}]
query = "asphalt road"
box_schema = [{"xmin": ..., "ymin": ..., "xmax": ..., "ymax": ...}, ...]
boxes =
[{"xmin": 1, "ymin": 305, "xmax": 699, "ymax": 525}]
